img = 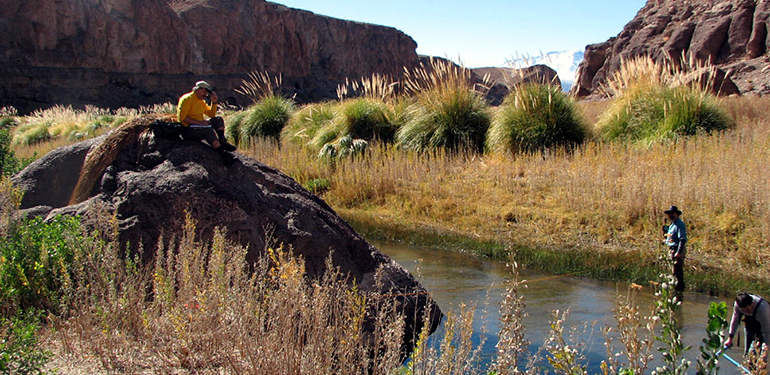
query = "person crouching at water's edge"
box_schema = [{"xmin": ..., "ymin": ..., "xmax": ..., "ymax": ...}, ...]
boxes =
[
  {"xmin": 662, "ymin": 205, "xmax": 686, "ymax": 292},
  {"xmin": 725, "ymin": 292, "xmax": 769, "ymax": 367}
]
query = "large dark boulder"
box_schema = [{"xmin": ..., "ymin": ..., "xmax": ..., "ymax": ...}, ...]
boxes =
[{"xmin": 12, "ymin": 116, "xmax": 441, "ymax": 350}]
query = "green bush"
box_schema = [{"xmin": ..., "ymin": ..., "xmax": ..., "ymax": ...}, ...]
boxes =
[
  {"xmin": 0, "ymin": 129, "xmax": 33, "ymax": 177},
  {"xmin": 281, "ymin": 102, "xmax": 337, "ymax": 147},
  {"xmin": 396, "ymin": 59, "xmax": 491, "ymax": 153},
  {"xmin": 234, "ymin": 96, "xmax": 295, "ymax": 145},
  {"xmin": 487, "ymin": 84, "xmax": 586, "ymax": 154},
  {"xmin": 397, "ymin": 93, "xmax": 490, "ymax": 153},
  {"xmin": 0, "ymin": 215, "xmax": 84, "ymax": 315},
  {"xmin": 0, "ymin": 311, "xmax": 51, "ymax": 375},
  {"xmin": 596, "ymin": 83, "xmax": 733, "ymax": 144},
  {"xmin": 12, "ymin": 123, "xmax": 51, "ymax": 147},
  {"xmin": 307, "ymin": 98, "xmax": 394, "ymax": 155},
  {"xmin": 318, "ymin": 135, "xmax": 369, "ymax": 161}
]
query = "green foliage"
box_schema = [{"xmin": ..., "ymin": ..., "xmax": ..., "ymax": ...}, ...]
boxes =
[
  {"xmin": 225, "ymin": 111, "xmax": 248, "ymax": 146},
  {"xmin": 0, "ymin": 215, "xmax": 85, "ymax": 315},
  {"xmin": 281, "ymin": 102, "xmax": 337, "ymax": 147},
  {"xmin": 0, "ymin": 117, "xmax": 17, "ymax": 129},
  {"xmin": 696, "ymin": 301, "xmax": 728, "ymax": 375},
  {"xmin": 12, "ymin": 123, "xmax": 51, "ymax": 147},
  {"xmin": 653, "ymin": 258, "xmax": 691, "ymax": 375},
  {"xmin": 234, "ymin": 96, "xmax": 295, "ymax": 145},
  {"xmin": 397, "ymin": 58, "xmax": 491, "ymax": 153},
  {"xmin": 309, "ymin": 98, "xmax": 394, "ymax": 154},
  {"xmin": 0, "ymin": 311, "xmax": 51, "ymax": 375},
  {"xmin": 337, "ymin": 98, "xmax": 396, "ymax": 143},
  {"xmin": 318, "ymin": 135, "xmax": 369, "ymax": 161},
  {"xmin": 597, "ymin": 85, "xmax": 733, "ymax": 144},
  {"xmin": 487, "ymin": 84, "xmax": 586, "ymax": 154},
  {"xmin": 0, "ymin": 129, "xmax": 33, "ymax": 177},
  {"xmin": 303, "ymin": 177, "xmax": 331, "ymax": 194},
  {"xmin": 397, "ymin": 90, "xmax": 490, "ymax": 153}
]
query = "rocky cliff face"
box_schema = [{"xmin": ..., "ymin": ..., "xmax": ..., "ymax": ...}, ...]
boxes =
[
  {"xmin": 0, "ymin": 0, "xmax": 418, "ymax": 113},
  {"xmin": 572, "ymin": 0, "xmax": 770, "ymax": 97}
]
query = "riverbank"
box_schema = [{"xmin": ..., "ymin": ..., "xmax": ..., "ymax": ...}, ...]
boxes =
[
  {"xmin": 339, "ymin": 209, "xmax": 770, "ymax": 297},
  {"xmin": 7, "ymin": 97, "xmax": 770, "ymax": 298}
]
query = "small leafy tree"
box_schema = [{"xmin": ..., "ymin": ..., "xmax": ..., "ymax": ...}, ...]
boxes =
[{"xmin": 696, "ymin": 301, "xmax": 728, "ymax": 375}]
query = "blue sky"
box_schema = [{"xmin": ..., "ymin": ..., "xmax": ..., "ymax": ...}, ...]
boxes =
[{"xmin": 273, "ymin": 0, "xmax": 647, "ymax": 68}]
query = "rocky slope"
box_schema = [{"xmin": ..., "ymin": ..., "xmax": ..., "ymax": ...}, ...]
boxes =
[
  {"xmin": 572, "ymin": 0, "xmax": 770, "ymax": 97},
  {"xmin": 0, "ymin": 0, "xmax": 418, "ymax": 112}
]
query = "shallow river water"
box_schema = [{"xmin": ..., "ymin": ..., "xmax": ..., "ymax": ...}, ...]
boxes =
[{"xmin": 373, "ymin": 240, "xmax": 745, "ymax": 375}]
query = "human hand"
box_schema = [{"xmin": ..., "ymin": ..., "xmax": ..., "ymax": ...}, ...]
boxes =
[
  {"xmin": 209, "ymin": 91, "xmax": 218, "ymax": 104},
  {"xmin": 724, "ymin": 337, "xmax": 733, "ymax": 348}
]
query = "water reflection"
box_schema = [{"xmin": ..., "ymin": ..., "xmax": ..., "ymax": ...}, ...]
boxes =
[{"xmin": 373, "ymin": 240, "xmax": 742, "ymax": 375}]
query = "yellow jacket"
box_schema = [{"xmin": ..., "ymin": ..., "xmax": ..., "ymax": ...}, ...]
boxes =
[{"xmin": 177, "ymin": 91, "xmax": 217, "ymax": 127}]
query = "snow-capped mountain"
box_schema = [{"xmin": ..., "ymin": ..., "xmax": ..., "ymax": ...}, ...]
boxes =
[{"xmin": 507, "ymin": 50, "xmax": 584, "ymax": 92}]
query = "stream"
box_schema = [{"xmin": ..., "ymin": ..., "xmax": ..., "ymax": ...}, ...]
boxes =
[{"xmin": 373, "ymin": 240, "xmax": 745, "ymax": 375}]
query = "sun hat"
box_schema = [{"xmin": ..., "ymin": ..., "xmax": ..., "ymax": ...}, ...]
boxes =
[
  {"xmin": 664, "ymin": 206, "xmax": 682, "ymax": 215},
  {"xmin": 193, "ymin": 81, "xmax": 212, "ymax": 92}
]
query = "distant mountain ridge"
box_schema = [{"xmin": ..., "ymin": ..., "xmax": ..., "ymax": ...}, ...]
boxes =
[{"xmin": 506, "ymin": 50, "xmax": 585, "ymax": 92}]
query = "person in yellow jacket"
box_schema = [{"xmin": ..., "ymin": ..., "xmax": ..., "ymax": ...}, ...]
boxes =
[{"xmin": 177, "ymin": 81, "xmax": 237, "ymax": 164}]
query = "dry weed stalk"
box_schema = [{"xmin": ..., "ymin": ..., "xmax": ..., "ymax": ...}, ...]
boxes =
[
  {"xmin": 404, "ymin": 57, "xmax": 491, "ymax": 97},
  {"xmin": 601, "ymin": 284, "xmax": 655, "ymax": 375},
  {"xmin": 236, "ymin": 70, "xmax": 284, "ymax": 103},
  {"xmin": 336, "ymin": 73, "xmax": 399, "ymax": 102},
  {"xmin": 493, "ymin": 258, "xmax": 530, "ymax": 375},
  {"xmin": 743, "ymin": 342, "xmax": 769, "ymax": 375},
  {"xmin": 600, "ymin": 53, "xmax": 726, "ymax": 99},
  {"xmin": 49, "ymin": 212, "xmax": 415, "ymax": 374},
  {"xmin": 545, "ymin": 309, "xmax": 589, "ymax": 375}
]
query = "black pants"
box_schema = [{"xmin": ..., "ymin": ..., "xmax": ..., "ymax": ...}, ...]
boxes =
[{"xmin": 744, "ymin": 315, "xmax": 766, "ymax": 355}]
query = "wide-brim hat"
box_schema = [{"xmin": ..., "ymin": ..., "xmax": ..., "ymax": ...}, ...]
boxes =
[
  {"xmin": 193, "ymin": 81, "xmax": 212, "ymax": 92},
  {"xmin": 664, "ymin": 206, "xmax": 682, "ymax": 215}
]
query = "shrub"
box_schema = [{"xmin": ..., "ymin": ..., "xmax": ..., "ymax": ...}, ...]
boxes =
[
  {"xmin": 281, "ymin": 102, "xmax": 337, "ymax": 147},
  {"xmin": 0, "ymin": 311, "xmax": 51, "ymax": 375},
  {"xmin": 487, "ymin": 84, "xmax": 586, "ymax": 154},
  {"xmin": 307, "ymin": 98, "xmax": 393, "ymax": 156},
  {"xmin": 0, "ymin": 129, "xmax": 33, "ymax": 177},
  {"xmin": 596, "ymin": 56, "xmax": 734, "ymax": 144},
  {"xmin": 233, "ymin": 96, "xmax": 296, "ymax": 145},
  {"xmin": 397, "ymin": 58, "xmax": 491, "ymax": 153},
  {"xmin": 12, "ymin": 123, "xmax": 51, "ymax": 147},
  {"xmin": 0, "ymin": 214, "xmax": 84, "ymax": 315}
]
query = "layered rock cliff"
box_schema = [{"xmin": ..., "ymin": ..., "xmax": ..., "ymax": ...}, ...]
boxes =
[
  {"xmin": 0, "ymin": 0, "xmax": 419, "ymax": 113},
  {"xmin": 572, "ymin": 0, "xmax": 770, "ymax": 97}
]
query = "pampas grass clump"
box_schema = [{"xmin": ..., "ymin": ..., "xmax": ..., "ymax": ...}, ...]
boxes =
[
  {"xmin": 230, "ymin": 96, "xmax": 296, "ymax": 146},
  {"xmin": 596, "ymin": 56, "xmax": 734, "ymax": 143},
  {"xmin": 308, "ymin": 98, "xmax": 394, "ymax": 153},
  {"xmin": 397, "ymin": 58, "xmax": 491, "ymax": 153},
  {"xmin": 280, "ymin": 102, "xmax": 337, "ymax": 147},
  {"xmin": 487, "ymin": 84, "xmax": 585, "ymax": 154}
]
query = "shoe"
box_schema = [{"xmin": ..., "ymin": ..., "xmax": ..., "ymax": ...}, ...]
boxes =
[
  {"xmin": 220, "ymin": 140, "xmax": 237, "ymax": 152},
  {"xmin": 217, "ymin": 129, "xmax": 237, "ymax": 151},
  {"xmin": 217, "ymin": 148, "xmax": 237, "ymax": 165}
]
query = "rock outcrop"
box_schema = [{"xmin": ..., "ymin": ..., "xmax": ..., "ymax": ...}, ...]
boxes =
[
  {"xmin": 12, "ymin": 116, "xmax": 441, "ymax": 349},
  {"xmin": 0, "ymin": 0, "xmax": 418, "ymax": 113},
  {"xmin": 572, "ymin": 0, "xmax": 770, "ymax": 97}
]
